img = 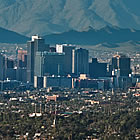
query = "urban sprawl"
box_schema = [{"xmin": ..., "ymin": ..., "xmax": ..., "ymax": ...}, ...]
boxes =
[{"xmin": 0, "ymin": 35, "xmax": 140, "ymax": 139}]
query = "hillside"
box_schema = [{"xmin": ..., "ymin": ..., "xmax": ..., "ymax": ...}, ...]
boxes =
[
  {"xmin": 0, "ymin": 0, "xmax": 140, "ymax": 36},
  {"xmin": 0, "ymin": 27, "xmax": 29, "ymax": 44},
  {"xmin": 44, "ymin": 26, "xmax": 140, "ymax": 45}
]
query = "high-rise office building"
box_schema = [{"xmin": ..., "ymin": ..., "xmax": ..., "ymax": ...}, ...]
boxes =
[
  {"xmin": 34, "ymin": 52, "xmax": 45, "ymax": 77},
  {"xmin": 0, "ymin": 54, "xmax": 5, "ymax": 80},
  {"xmin": 5, "ymin": 58, "xmax": 16, "ymax": 80},
  {"xmin": 27, "ymin": 41, "xmax": 35, "ymax": 83},
  {"xmin": 111, "ymin": 54, "xmax": 131, "ymax": 76},
  {"xmin": 18, "ymin": 50, "xmax": 27, "ymax": 62},
  {"xmin": 110, "ymin": 54, "xmax": 132, "ymax": 89},
  {"xmin": 27, "ymin": 35, "xmax": 49, "ymax": 83},
  {"xmin": 33, "ymin": 37, "xmax": 49, "ymax": 52},
  {"xmin": 75, "ymin": 48, "xmax": 89, "ymax": 75},
  {"xmin": 44, "ymin": 52, "xmax": 65, "ymax": 76},
  {"xmin": 6, "ymin": 58, "xmax": 14, "ymax": 69},
  {"xmin": 56, "ymin": 44, "xmax": 76, "ymax": 75},
  {"xmin": 18, "ymin": 50, "xmax": 27, "ymax": 68},
  {"xmin": 34, "ymin": 51, "xmax": 65, "ymax": 77},
  {"xmin": 89, "ymin": 58, "xmax": 107, "ymax": 78}
]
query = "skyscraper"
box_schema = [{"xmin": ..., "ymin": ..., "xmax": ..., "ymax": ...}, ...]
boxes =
[
  {"xmin": 5, "ymin": 58, "xmax": 16, "ymax": 80},
  {"xmin": 111, "ymin": 54, "xmax": 132, "ymax": 89},
  {"xmin": 34, "ymin": 52, "xmax": 46, "ymax": 77},
  {"xmin": 111, "ymin": 54, "xmax": 131, "ymax": 76},
  {"xmin": 0, "ymin": 54, "xmax": 5, "ymax": 80},
  {"xmin": 27, "ymin": 41, "xmax": 35, "ymax": 83},
  {"xmin": 27, "ymin": 35, "xmax": 50, "ymax": 83},
  {"xmin": 18, "ymin": 50, "xmax": 27, "ymax": 68},
  {"xmin": 89, "ymin": 58, "xmax": 107, "ymax": 78},
  {"xmin": 75, "ymin": 48, "xmax": 89, "ymax": 75},
  {"xmin": 33, "ymin": 37, "xmax": 49, "ymax": 52},
  {"xmin": 56, "ymin": 44, "xmax": 76, "ymax": 75},
  {"xmin": 34, "ymin": 51, "xmax": 65, "ymax": 77}
]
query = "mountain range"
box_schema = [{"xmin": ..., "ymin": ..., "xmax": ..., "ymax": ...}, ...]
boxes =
[
  {"xmin": 44, "ymin": 26, "xmax": 140, "ymax": 45},
  {"xmin": 0, "ymin": 25, "xmax": 140, "ymax": 47},
  {"xmin": 0, "ymin": 27, "xmax": 29, "ymax": 44},
  {"xmin": 0, "ymin": 0, "xmax": 140, "ymax": 36}
]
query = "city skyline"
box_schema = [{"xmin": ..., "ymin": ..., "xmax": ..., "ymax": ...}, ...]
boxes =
[{"xmin": 0, "ymin": 1, "xmax": 139, "ymax": 139}]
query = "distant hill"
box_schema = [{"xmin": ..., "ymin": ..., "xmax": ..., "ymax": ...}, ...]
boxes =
[
  {"xmin": 44, "ymin": 26, "xmax": 140, "ymax": 45},
  {"xmin": 0, "ymin": 27, "xmax": 29, "ymax": 44},
  {"xmin": 0, "ymin": 0, "xmax": 140, "ymax": 36},
  {"xmin": 1, "ymin": 25, "xmax": 140, "ymax": 48}
]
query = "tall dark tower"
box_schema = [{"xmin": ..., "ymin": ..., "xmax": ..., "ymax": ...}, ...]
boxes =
[
  {"xmin": 0, "ymin": 54, "xmax": 5, "ymax": 80},
  {"xmin": 34, "ymin": 37, "xmax": 49, "ymax": 52},
  {"xmin": 111, "ymin": 54, "xmax": 131, "ymax": 76},
  {"xmin": 89, "ymin": 58, "xmax": 107, "ymax": 78},
  {"xmin": 27, "ymin": 41, "xmax": 35, "ymax": 83},
  {"xmin": 75, "ymin": 48, "xmax": 89, "ymax": 75}
]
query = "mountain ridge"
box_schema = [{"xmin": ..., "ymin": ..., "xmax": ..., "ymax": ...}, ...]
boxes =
[
  {"xmin": 0, "ymin": 0, "xmax": 140, "ymax": 36},
  {"xmin": 0, "ymin": 26, "xmax": 29, "ymax": 44},
  {"xmin": 43, "ymin": 26, "xmax": 140, "ymax": 45},
  {"xmin": 0, "ymin": 25, "xmax": 140, "ymax": 47}
]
